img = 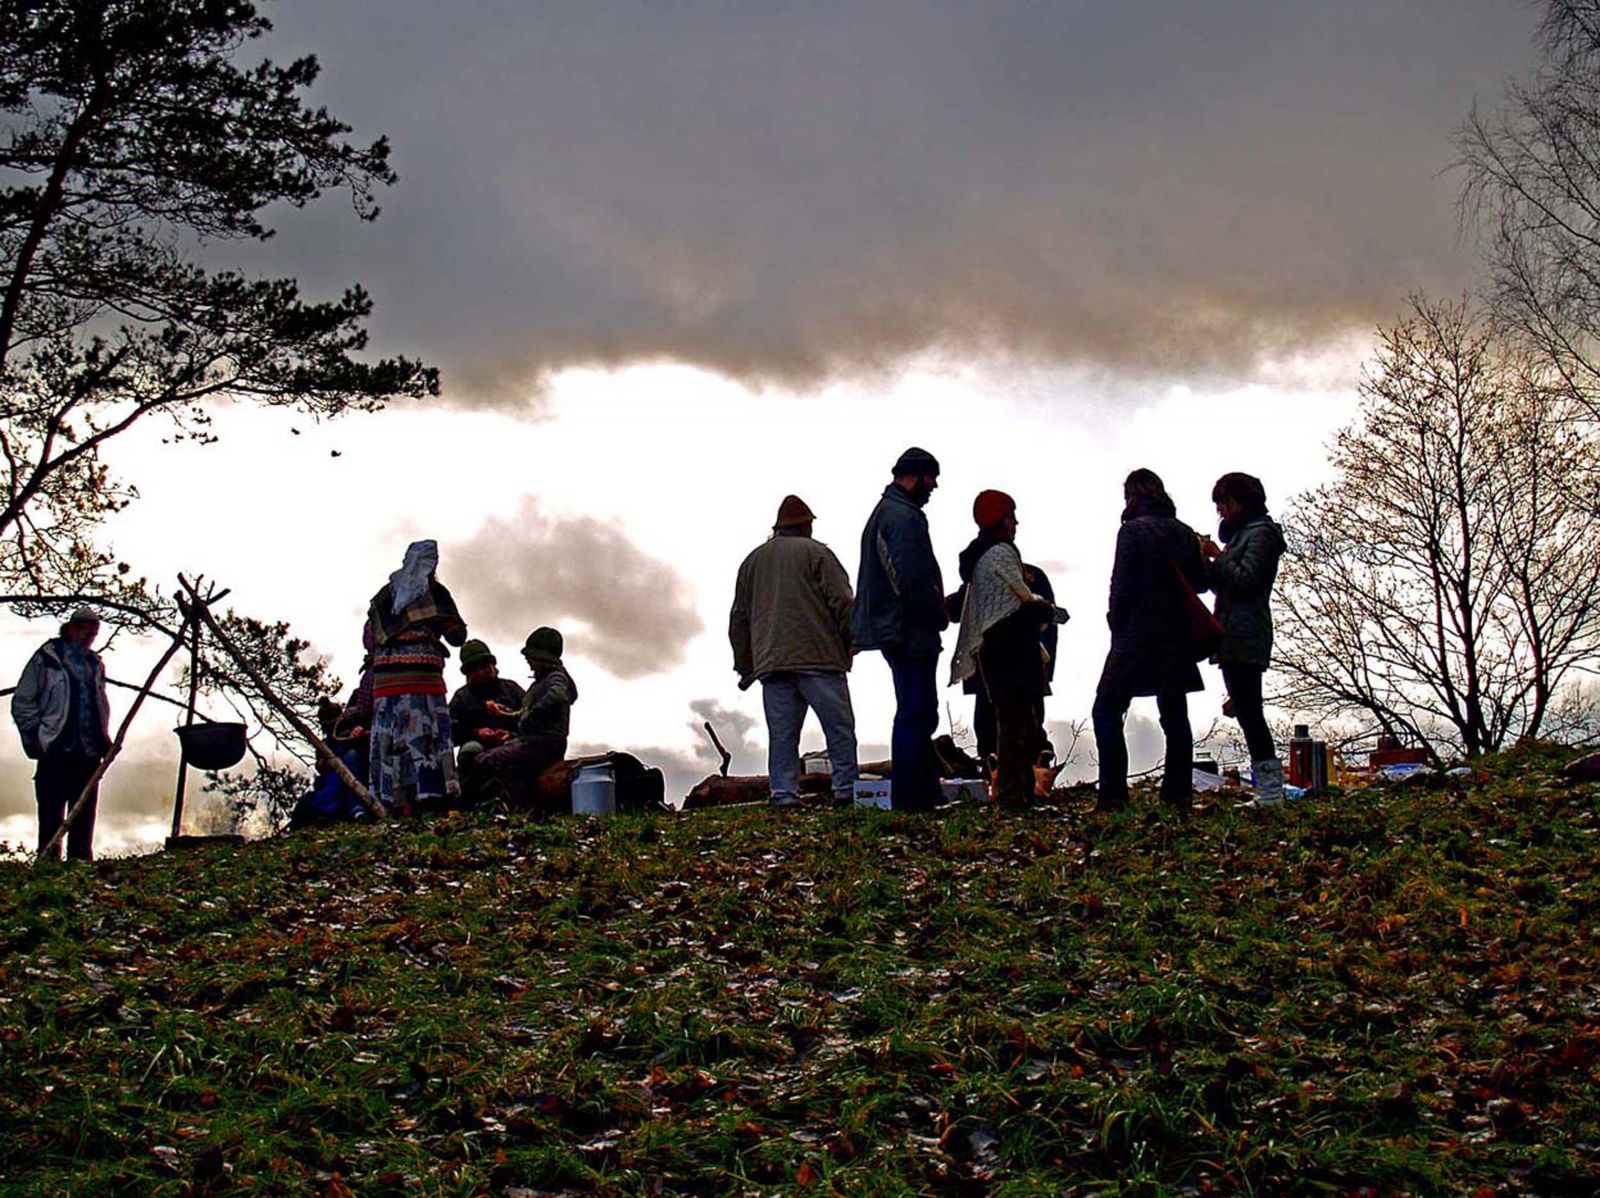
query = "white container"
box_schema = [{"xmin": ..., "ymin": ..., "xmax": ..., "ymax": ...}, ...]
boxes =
[
  {"xmin": 941, "ymin": 779, "xmax": 989, "ymax": 804},
  {"xmin": 801, "ymin": 751, "xmax": 832, "ymax": 776},
  {"xmin": 853, "ymin": 779, "xmax": 892, "ymax": 809},
  {"xmin": 571, "ymin": 762, "xmax": 617, "ymax": 816}
]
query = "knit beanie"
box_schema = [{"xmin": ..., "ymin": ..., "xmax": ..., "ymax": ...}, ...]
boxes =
[
  {"xmin": 459, "ymin": 639, "xmax": 495, "ymax": 671},
  {"xmin": 773, "ymin": 495, "xmax": 816, "ymax": 529},
  {"xmin": 972, "ymin": 489, "xmax": 1016, "ymax": 529},
  {"xmin": 522, "ymin": 626, "xmax": 564, "ymax": 664},
  {"xmin": 892, "ymin": 447, "xmax": 940, "ymax": 477}
]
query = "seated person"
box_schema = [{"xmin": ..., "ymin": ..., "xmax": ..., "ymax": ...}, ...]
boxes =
[
  {"xmin": 291, "ymin": 693, "xmax": 374, "ymax": 828},
  {"xmin": 449, "ymin": 639, "xmax": 526, "ymax": 783},
  {"xmin": 474, "ymin": 627, "xmax": 577, "ymax": 807}
]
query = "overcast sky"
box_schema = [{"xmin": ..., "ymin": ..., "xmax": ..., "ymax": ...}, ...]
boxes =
[{"xmin": 0, "ymin": 1, "xmax": 1546, "ymax": 854}]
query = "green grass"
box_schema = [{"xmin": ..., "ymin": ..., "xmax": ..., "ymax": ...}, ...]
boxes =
[{"xmin": 2, "ymin": 744, "xmax": 1598, "ymax": 1195}]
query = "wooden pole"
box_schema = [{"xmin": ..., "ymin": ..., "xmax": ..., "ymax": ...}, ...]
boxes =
[
  {"xmin": 37, "ymin": 618, "xmax": 192, "ymax": 862},
  {"xmin": 178, "ymin": 576, "xmax": 384, "ymax": 821},
  {"xmin": 168, "ymin": 590, "xmax": 206, "ymax": 840}
]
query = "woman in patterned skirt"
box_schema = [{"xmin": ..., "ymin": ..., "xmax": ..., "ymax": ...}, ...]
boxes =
[{"xmin": 366, "ymin": 540, "xmax": 468, "ymax": 813}]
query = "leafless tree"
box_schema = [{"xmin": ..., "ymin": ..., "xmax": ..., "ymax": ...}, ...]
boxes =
[
  {"xmin": 1274, "ymin": 296, "xmax": 1600, "ymax": 759},
  {"xmin": 1459, "ymin": 0, "xmax": 1600, "ymax": 414}
]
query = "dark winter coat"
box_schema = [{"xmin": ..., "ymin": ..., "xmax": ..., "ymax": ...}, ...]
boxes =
[
  {"xmin": 448, "ymin": 677, "xmax": 527, "ymax": 747},
  {"xmin": 1096, "ymin": 496, "xmax": 1209, "ymax": 698},
  {"xmin": 516, "ymin": 664, "xmax": 577, "ymax": 742},
  {"xmin": 1207, "ymin": 515, "xmax": 1285, "ymax": 668},
  {"xmin": 852, "ymin": 485, "xmax": 948, "ymax": 659}
]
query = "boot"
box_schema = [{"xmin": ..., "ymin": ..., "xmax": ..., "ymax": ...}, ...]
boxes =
[{"xmin": 1253, "ymin": 758, "xmax": 1285, "ymax": 806}]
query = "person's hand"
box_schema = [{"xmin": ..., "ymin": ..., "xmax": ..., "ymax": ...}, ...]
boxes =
[
  {"xmin": 485, "ymin": 701, "xmax": 515, "ymax": 717},
  {"xmin": 486, "ymin": 729, "xmax": 512, "ymax": 745},
  {"xmin": 1198, "ymin": 534, "xmax": 1222, "ymax": 560}
]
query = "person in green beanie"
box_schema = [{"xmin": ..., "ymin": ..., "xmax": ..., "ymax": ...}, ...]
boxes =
[
  {"xmin": 448, "ymin": 639, "xmax": 526, "ymax": 789},
  {"xmin": 474, "ymin": 627, "xmax": 578, "ymax": 806}
]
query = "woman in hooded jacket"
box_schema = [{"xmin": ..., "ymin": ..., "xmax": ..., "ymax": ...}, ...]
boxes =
[
  {"xmin": 1199, "ymin": 472, "xmax": 1287, "ymax": 803},
  {"xmin": 949, "ymin": 490, "xmax": 1057, "ymax": 809}
]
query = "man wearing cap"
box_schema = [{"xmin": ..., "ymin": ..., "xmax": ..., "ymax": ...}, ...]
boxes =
[
  {"xmin": 448, "ymin": 639, "xmax": 526, "ymax": 790},
  {"xmin": 473, "ymin": 627, "xmax": 578, "ymax": 807},
  {"xmin": 12, "ymin": 608, "xmax": 111, "ymax": 859},
  {"xmin": 730, "ymin": 495, "xmax": 859, "ymax": 807},
  {"xmin": 852, "ymin": 448, "xmax": 949, "ymax": 812}
]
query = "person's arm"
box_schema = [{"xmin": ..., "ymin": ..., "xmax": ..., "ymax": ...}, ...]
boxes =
[
  {"xmin": 11, "ymin": 651, "xmax": 43, "ymax": 756},
  {"xmin": 817, "ymin": 547, "xmax": 855, "ymax": 647},
  {"xmin": 1180, "ymin": 529, "xmax": 1211, "ymax": 595},
  {"xmin": 430, "ymin": 581, "xmax": 468, "ymax": 647},
  {"xmin": 729, "ymin": 562, "xmax": 755, "ymax": 685},
  {"xmin": 518, "ymin": 671, "xmax": 575, "ymax": 734},
  {"xmin": 1106, "ymin": 525, "xmax": 1137, "ymax": 631},
  {"xmin": 884, "ymin": 514, "xmax": 946, "ymax": 630},
  {"xmin": 1211, "ymin": 527, "xmax": 1278, "ymax": 598},
  {"xmin": 447, "ymin": 691, "xmax": 476, "ymax": 747}
]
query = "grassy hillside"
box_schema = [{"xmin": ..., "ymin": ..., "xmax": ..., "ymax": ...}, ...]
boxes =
[{"xmin": 2, "ymin": 747, "xmax": 1598, "ymax": 1196}]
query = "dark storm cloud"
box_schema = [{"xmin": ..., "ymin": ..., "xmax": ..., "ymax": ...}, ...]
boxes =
[
  {"xmin": 248, "ymin": 1, "xmax": 1539, "ymax": 401},
  {"xmin": 447, "ymin": 500, "xmax": 703, "ymax": 679}
]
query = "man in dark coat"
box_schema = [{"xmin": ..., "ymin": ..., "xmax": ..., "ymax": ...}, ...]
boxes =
[
  {"xmin": 1092, "ymin": 469, "xmax": 1209, "ymax": 811},
  {"xmin": 449, "ymin": 639, "xmax": 526, "ymax": 791},
  {"xmin": 853, "ymin": 447, "xmax": 948, "ymax": 811}
]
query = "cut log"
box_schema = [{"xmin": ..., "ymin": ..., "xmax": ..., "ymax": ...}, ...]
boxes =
[{"xmin": 683, "ymin": 773, "xmax": 833, "ymax": 809}]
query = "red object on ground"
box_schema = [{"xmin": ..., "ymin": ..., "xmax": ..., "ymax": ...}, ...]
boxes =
[{"xmin": 1369, "ymin": 747, "xmax": 1430, "ymax": 769}]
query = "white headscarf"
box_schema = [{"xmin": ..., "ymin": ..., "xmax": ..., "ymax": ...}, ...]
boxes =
[{"xmin": 389, "ymin": 540, "xmax": 438, "ymax": 614}]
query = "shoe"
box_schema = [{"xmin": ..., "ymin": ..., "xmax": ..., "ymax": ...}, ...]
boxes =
[
  {"xmin": 1252, "ymin": 758, "xmax": 1286, "ymax": 806},
  {"xmin": 769, "ymin": 794, "xmax": 801, "ymax": 808}
]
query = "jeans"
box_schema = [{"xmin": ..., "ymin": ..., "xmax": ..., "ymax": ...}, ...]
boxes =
[
  {"xmin": 884, "ymin": 649, "xmax": 941, "ymax": 811},
  {"xmin": 1092, "ymin": 689, "xmax": 1192, "ymax": 805},
  {"xmin": 36, "ymin": 746, "xmax": 103, "ymax": 860},
  {"xmin": 761, "ymin": 671, "xmax": 859, "ymax": 801},
  {"xmin": 1220, "ymin": 662, "xmax": 1277, "ymax": 761}
]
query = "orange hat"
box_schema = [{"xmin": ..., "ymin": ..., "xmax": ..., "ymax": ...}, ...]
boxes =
[
  {"xmin": 973, "ymin": 489, "xmax": 1016, "ymax": 529},
  {"xmin": 773, "ymin": 495, "xmax": 816, "ymax": 529}
]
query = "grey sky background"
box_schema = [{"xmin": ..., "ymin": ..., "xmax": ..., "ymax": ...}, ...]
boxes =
[{"xmin": 232, "ymin": 0, "xmax": 1539, "ymax": 403}]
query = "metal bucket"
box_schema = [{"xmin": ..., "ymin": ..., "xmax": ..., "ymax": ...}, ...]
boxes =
[{"xmin": 175, "ymin": 722, "xmax": 248, "ymax": 771}]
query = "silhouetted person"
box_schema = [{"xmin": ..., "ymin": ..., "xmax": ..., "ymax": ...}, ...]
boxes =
[
  {"xmin": 13, "ymin": 608, "xmax": 110, "ymax": 859},
  {"xmin": 730, "ymin": 495, "xmax": 859, "ymax": 807},
  {"xmin": 1199, "ymin": 472, "xmax": 1287, "ymax": 803},
  {"xmin": 853, "ymin": 448, "xmax": 948, "ymax": 811},
  {"xmin": 367, "ymin": 540, "xmax": 468, "ymax": 814},
  {"xmin": 1093, "ymin": 469, "xmax": 1208, "ymax": 811},
  {"xmin": 949, "ymin": 491, "xmax": 1060, "ymax": 810}
]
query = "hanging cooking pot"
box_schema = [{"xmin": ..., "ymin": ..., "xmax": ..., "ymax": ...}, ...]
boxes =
[{"xmin": 174, "ymin": 721, "xmax": 248, "ymax": 771}]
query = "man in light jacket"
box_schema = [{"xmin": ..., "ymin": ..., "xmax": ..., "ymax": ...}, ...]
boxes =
[
  {"xmin": 730, "ymin": 495, "xmax": 859, "ymax": 806},
  {"xmin": 852, "ymin": 448, "xmax": 948, "ymax": 812},
  {"xmin": 12, "ymin": 608, "xmax": 111, "ymax": 859}
]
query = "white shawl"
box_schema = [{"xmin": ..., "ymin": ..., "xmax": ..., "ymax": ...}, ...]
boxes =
[
  {"xmin": 949, "ymin": 542, "xmax": 1042, "ymax": 686},
  {"xmin": 389, "ymin": 540, "xmax": 438, "ymax": 614}
]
